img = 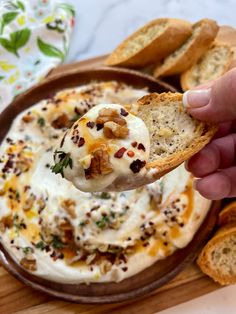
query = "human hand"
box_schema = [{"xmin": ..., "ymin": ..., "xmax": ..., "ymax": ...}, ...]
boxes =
[{"xmin": 183, "ymin": 68, "xmax": 236, "ymax": 200}]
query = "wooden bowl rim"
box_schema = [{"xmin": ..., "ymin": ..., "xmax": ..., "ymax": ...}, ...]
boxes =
[{"xmin": 0, "ymin": 66, "xmax": 220, "ymax": 303}]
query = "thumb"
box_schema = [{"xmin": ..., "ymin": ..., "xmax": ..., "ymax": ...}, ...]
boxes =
[{"xmin": 183, "ymin": 68, "xmax": 236, "ymax": 122}]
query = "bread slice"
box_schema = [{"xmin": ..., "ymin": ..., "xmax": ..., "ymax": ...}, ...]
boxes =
[
  {"xmin": 215, "ymin": 25, "xmax": 236, "ymax": 46},
  {"xmin": 136, "ymin": 93, "xmax": 217, "ymax": 172},
  {"xmin": 153, "ymin": 19, "xmax": 219, "ymax": 77},
  {"xmin": 105, "ymin": 18, "xmax": 192, "ymax": 68},
  {"xmin": 219, "ymin": 202, "xmax": 236, "ymax": 226},
  {"xmin": 197, "ymin": 223, "xmax": 236, "ymax": 285},
  {"xmin": 215, "ymin": 25, "xmax": 236, "ymax": 70},
  {"xmin": 180, "ymin": 44, "xmax": 233, "ymax": 91}
]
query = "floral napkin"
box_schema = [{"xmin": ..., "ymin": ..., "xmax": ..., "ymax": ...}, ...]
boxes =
[{"xmin": 0, "ymin": 0, "xmax": 75, "ymax": 111}]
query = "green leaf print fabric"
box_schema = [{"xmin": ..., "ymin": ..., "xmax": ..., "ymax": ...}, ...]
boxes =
[{"xmin": 0, "ymin": 0, "xmax": 75, "ymax": 110}]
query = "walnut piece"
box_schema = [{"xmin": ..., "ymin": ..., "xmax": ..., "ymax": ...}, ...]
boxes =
[
  {"xmin": 103, "ymin": 121, "xmax": 129, "ymax": 139},
  {"xmin": 23, "ymin": 194, "xmax": 36, "ymax": 212},
  {"xmin": 96, "ymin": 108, "xmax": 126, "ymax": 126},
  {"xmin": 96, "ymin": 108, "xmax": 129, "ymax": 139},
  {"xmin": 61, "ymin": 199, "xmax": 76, "ymax": 218},
  {"xmin": 20, "ymin": 255, "xmax": 37, "ymax": 271},
  {"xmin": 99, "ymin": 259, "xmax": 112, "ymax": 274},
  {"xmin": 0, "ymin": 215, "xmax": 13, "ymax": 232},
  {"xmin": 51, "ymin": 113, "xmax": 69, "ymax": 129},
  {"xmin": 85, "ymin": 147, "xmax": 113, "ymax": 179}
]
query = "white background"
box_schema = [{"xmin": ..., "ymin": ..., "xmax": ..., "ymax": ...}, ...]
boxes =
[{"xmin": 65, "ymin": 1, "xmax": 236, "ymax": 313}]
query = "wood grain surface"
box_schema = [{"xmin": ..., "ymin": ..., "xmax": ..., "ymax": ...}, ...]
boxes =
[{"xmin": 0, "ymin": 55, "xmax": 222, "ymax": 314}]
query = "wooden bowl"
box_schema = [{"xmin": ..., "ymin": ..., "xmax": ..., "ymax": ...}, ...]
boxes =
[{"xmin": 0, "ymin": 66, "xmax": 221, "ymax": 303}]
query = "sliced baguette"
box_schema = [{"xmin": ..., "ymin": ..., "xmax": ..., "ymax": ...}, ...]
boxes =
[
  {"xmin": 219, "ymin": 201, "xmax": 236, "ymax": 226},
  {"xmin": 197, "ymin": 223, "xmax": 236, "ymax": 285},
  {"xmin": 136, "ymin": 93, "xmax": 217, "ymax": 172},
  {"xmin": 215, "ymin": 25, "xmax": 236, "ymax": 46},
  {"xmin": 105, "ymin": 18, "xmax": 192, "ymax": 68},
  {"xmin": 180, "ymin": 44, "xmax": 233, "ymax": 91},
  {"xmin": 215, "ymin": 25, "xmax": 236, "ymax": 70},
  {"xmin": 153, "ymin": 19, "xmax": 219, "ymax": 77}
]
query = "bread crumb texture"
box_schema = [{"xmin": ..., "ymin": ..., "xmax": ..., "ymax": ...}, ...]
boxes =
[
  {"xmin": 137, "ymin": 92, "xmax": 217, "ymax": 171},
  {"xmin": 197, "ymin": 224, "xmax": 236, "ymax": 285}
]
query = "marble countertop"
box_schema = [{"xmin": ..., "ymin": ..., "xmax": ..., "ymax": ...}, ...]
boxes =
[
  {"xmin": 66, "ymin": 0, "xmax": 236, "ymax": 62},
  {"xmin": 64, "ymin": 0, "xmax": 236, "ymax": 313}
]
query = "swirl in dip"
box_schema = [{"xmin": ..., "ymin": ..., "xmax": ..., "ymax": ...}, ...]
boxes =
[
  {"xmin": 54, "ymin": 103, "xmax": 150, "ymax": 192},
  {"xmin": 0, "ymin": 81, "xmax": 211, "ymax": 283}
]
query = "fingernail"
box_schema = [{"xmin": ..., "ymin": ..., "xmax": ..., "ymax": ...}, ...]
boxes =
[{"xmin": 183, "ymin": 89, "xmax": 211, "ymax": 108}]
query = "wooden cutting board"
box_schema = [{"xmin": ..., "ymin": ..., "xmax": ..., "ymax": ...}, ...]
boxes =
[{"xmin": 0, "ymin": 55, "xmax": 221, "ymax": 314}]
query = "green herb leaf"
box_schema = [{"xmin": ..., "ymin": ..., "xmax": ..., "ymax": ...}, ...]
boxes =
[
  {"xmin": 0, "ymin": 12, "xmax": 19, "ymax": 34},
  {"xmin": 0, "ymin": 76, "xmax": 5, "ymax": 81},
  {"xmin": 22, "ymin": 246, "xmax": 33, "ymax": 254},
  {"xmin": 96, "ymin": 216, "xmax": 110, "ymax": 229},
  {"xmin": 51, "ymin": 150, "xmax": 73, "ymax": 178},
  {"xmin": 79, "ymin": 221, "xmax": 86, "ymax": 227},
  {"xmin": 51, "ymin": 235, "xmax": 64, "ymax": 249},
  {"xmin": 37, "ymin": 117, "xmax": 45, "ymax": 127},
  {"xmin": 35, "ymin": 240, "xmax": 47, "ymax": 250},
  {"xmin": 59, "ymin": 3, "xmax": 76, "ymax": 17},
  {"xmin": 37, "ymin": 37, "xmax": 64, "ymax": 61}
]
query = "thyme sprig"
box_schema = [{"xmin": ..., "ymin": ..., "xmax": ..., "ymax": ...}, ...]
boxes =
[{"xmin": 51, "ymin": 150, "xmax": 73, "ymax": 178}]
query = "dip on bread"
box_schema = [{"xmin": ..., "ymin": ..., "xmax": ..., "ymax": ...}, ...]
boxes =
[
  {"xmin": 0, "ymin": 81, "xmax": 211, "ymax": 283},
  {"xmin": 53, "ymin": 103, "xmax": 150, "ymax": 192}
]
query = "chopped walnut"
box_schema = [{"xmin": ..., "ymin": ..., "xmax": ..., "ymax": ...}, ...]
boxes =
[
  {"xmin": 98, "ymin": 244, "xmax": 109, "ymax": 253},
  {"xmin": 58, "ymin": 218, "xmax": 73, "ymax": 231},
  {"xmin": 23, "ymin": 194, "xmax": 36, "ymax": 212},
  {"xmin": 22, "ymin": 114, "xmax": 34, "ymax": 123},
  {"xmin": 51, "ymin": 113, "xmax": 69, "ymax": 129},
  {"xmin": 61, "ymin": 199, "xmax": 76, "ymax": 218},
  {"xmin": 0, "ymin": 216, "xmax": 13, "ymax": 232},
  {"xmin": 37, "ymin": 198, "xmax": 46, "ymax": 211},
  {"xmin": 99, "ymin": 259, "xmax": 112, "ymax": 275},
  {"xmin": 85, "ymin": 147, "xmax": 113, "ymax": 179},
  {"xmin": 96, "ymin": 108, "xmax": 127, "ymax": 126},
  {"xmin": 0, "ymin": 222, "xmax": 5, "ymax": 232},
  {"xmin": 86, "ymin": 253, "xmax": 97, "ymax": 265},
  {"xmin": 20, "ymin": 255, "xmax": 37, "ymax": 271},
  {"xmin": 96, "ymin": 108, "xmax": 129, "ymax": 139},
  {"xmin": 103, "ymin": 121, "xmax": 129, "ymax": 139}
]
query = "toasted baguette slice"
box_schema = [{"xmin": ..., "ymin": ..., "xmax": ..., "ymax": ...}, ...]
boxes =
[
  {"xmin": 153, "ymin": 19, "xmax": 219, "ymax": 77},
  {"xmin": 197, "ymin": 224, "xmax": 236, "ymax": 285},
  {"xmin": 136, "ymin": 93, "xmax": 217, "ymax": 172},
  {"xmin": 105, "ymin": 18, "xmax": 192, "ymax": 68},
  {"xmin": 180, "ymin": 44, "xmax": 233, "ymax": 91},
  {"xmin": 215, "ymin": 25, "xmax": 236, "ymax": 46},
  {"xmin": 219, "ymin": 202, "xmax": 236, "ymax": 226},
  {"xmin": 215, "ymin": 25, "xmax": 236, "ymax": 70}
]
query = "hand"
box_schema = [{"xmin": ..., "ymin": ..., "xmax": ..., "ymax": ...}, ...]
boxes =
[{"xmin": 183, "ymin": 68, "xmax": 236, "ymax": 200}]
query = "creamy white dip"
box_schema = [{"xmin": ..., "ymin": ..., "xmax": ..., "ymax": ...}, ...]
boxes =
[
  {"xmin": 0, "ymin": 81, "xmax": 211, "ymax": 283},
  {"xmin": 55, "ymin": 103, "xmax": 150, "ymax": 192}
]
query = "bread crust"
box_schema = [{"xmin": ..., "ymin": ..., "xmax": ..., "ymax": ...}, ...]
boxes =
[
  {"xmin": 180, "ymin": 44, "xmax": 233, "ymax": 91},
  {"xmin": 153, "ymin": 19, "xmax": 219, "ymax": 77},
  {"xmin": 105, "ymin": 18, "xmax": 192, "ymax": 68},
  {"xmin": 197, "ymin": 224, "xmax": 236, "ymax": 285},
  {"xmin": 215, "ymin": 25, "xmax": 236, "ymax": 70},
  {"xmin": 137, "ymin": 92, "xmax": 217, "ymax": 172},
  {"xmin": 219, "ymin": 201, "xmax": 236, "ymax": 226},
  {"xmin": 215, "ymin": 25, "xmax": 236, "ymax": 46}
]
